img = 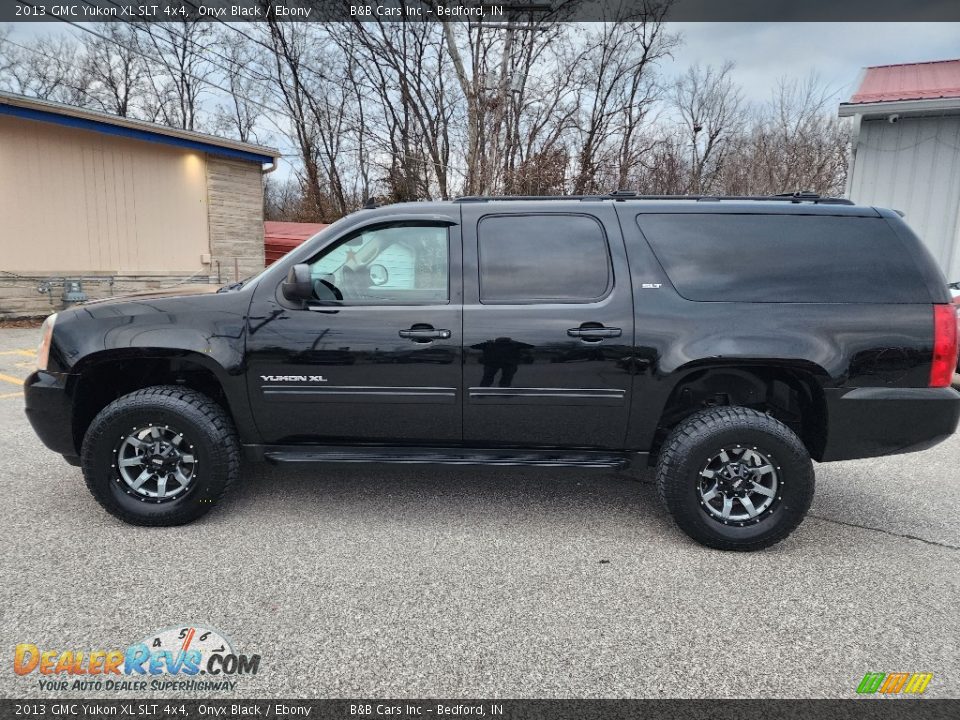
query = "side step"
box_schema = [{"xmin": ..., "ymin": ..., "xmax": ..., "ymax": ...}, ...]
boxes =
[{"xmin": 258, "ymin": 446, "xmax": 631, "ymax": 469}]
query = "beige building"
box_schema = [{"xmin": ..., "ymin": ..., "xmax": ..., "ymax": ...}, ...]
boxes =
[{"xmin": 0, "ymin": 91, "xmax": 279, "ymax": 317}]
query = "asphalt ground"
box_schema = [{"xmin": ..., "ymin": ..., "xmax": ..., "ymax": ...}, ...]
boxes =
[{"xmin": 0, "ymin": 326, "xmax": 958, "ymax": 700}]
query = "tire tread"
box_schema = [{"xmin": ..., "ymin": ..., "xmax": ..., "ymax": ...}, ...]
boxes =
[
  {"xmin": 656, "ymin": 406, "xmax": 814, "ymax": 551},
  {"xmin": 80, "ymin": 385, "xmax": 239, "ymax": 526}
]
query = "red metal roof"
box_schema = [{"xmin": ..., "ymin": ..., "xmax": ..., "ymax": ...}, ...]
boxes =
[
  {"xmin": 264, "ymin": 221, "xmax": 328, "ymax": 241},
  {"xmin": 264, "ymin": 221, "xmax": 328, "ymax": 266},
  {"xmin": 850, "ymin": 59, "xmax": 960, "ymax": 104}
]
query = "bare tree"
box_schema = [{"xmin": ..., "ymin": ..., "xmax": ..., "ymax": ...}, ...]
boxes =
[
  {"xmin": 346, "ymin": 21, "xmax": 455, "ymax": 200},
  {"xmin": 442, "ymin": 18, "xmax": 569, "ymax": 195},
  {"xmin": 670, "ymin": 61, "xmax": 744, "ymax": 194},
  {"xmin": 0, "ymin": 32, "xmax": 89, "ymax": 106},
  {"xmin": 496, "ymin": 25, "xmax": 574, "ymax": 193},
  {"xmin": 79, "ymin": 24, "xmax": 146, "ymax": 117},
  {"xmin": 264, "ymin": 23, "xmax": 365, "ymax": 220},
  {"xmin": 339, "ymin": 30, "xmax": 372, "ymax": 204},
  {"xmin": 570, "ymin": 5, "xmax": 677, "ymax": 194},
  {"xmin": 743, "ymin": 74, "xmax": 849, "ymax": 195},
  {"xmin": 135, "ymin": 21, "xmax": 214, "ymax": 130},
  {"xmin": 634, "ymin": 133, "xmax": 688, "ymax": 194},
  {"xmin": 210, "ymin": 27, "xmax": 266, "ymax": 143},
  {"xmin": 265, "ymin": 175, "xmax": 321, "ymax": 222},
  {"xmin": 261, "ymin": 22, "xmax": 327, "ymax": 220},
  {"xmin": 441, "ymin": 21, "xmax": 485, "ymax": 195},
  {"xmin": 0, "ymin": 27, "xmax": 12, "ymax": 80},
  {"xmin": 0, "ymin": 18, "xmax": 849, "ymax": 219}
]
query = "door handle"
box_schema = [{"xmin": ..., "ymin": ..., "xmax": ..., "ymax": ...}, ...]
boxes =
[
  {"xmin": 399, "ymin": 325, "xmax": 451, "ymax": 342},
  {"xmin": 567, "ymin": 325, "xmax": 622, "ymax": 341}
]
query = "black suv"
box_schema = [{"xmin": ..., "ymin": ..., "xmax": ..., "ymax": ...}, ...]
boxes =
[{"xmin": 24, "ymin": 193, "xmax": 960, "ymax": 550}]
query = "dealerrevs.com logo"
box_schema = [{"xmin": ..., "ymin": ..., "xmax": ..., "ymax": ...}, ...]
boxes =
[
  {"xmin": 14, "ymin": 625, "xmax": 260, "ymax": 692},
  {"xmin": 856, "ymin": 672, "xmax": 933, "ymax": 695}
]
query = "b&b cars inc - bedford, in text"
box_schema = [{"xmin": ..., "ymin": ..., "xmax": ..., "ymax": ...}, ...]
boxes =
[{"xmin": 351, "ymin": 4, "xmax": 505, "ymax": 17}]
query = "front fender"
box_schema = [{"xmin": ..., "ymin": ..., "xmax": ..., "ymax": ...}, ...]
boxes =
[
  {"xmin": 48, "ymin": 292, "xmax": 249, "ymax": 377},
  {"xmin": 42, "ymin": 291, "xmax": 258, "ymax": 447}
]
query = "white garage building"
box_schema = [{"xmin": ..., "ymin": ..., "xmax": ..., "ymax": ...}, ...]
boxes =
[{"xmin": 840, "ymin": 59, "xmax": 960, "ymax": 283}]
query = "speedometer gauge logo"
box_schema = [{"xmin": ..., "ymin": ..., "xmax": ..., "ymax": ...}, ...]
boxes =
[{"xmin": 139, "ymin": 625, "xmax": 234, "ymax": 660}]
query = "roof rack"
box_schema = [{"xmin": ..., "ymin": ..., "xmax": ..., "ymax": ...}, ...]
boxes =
[{"xmin": 454, "ymin": 190, "xmax": 855, "ymax": 205}]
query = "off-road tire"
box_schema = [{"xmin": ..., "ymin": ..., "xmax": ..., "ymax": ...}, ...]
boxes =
[
  {"xmin": 81, "ymin": 386, "xmax": 239, "ymax": 526},
  {"xmin": 656, "ymin": 406, "xmax": 815, "ymax": 551}
]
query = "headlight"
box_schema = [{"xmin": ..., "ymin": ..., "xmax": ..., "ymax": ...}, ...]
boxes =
[{"xmin": 36, "ymin": 313, "xmax": 57, "ymax": 371}]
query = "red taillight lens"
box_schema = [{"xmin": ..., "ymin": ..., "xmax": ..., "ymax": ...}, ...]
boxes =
[{"xmin": 930, "ymin": 304, "xmax": 958, "ymax": 387}]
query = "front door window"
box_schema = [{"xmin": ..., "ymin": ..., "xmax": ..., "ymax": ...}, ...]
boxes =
[{"xmin": 308, "ymin": 224, "xmax": 449, "ymax": 305}]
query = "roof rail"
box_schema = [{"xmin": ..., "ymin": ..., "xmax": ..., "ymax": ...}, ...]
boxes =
[
  {"xmin": 455, "ymin": 194, "xmax": 604, "ymax": 202},
  {"xmin": 453, "ymin": 191, "xmax": 855, "ymax": 205}
]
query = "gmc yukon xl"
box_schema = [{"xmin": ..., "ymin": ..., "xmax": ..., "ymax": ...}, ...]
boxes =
[{"xmin": 24, "ymin": 193, "xmax": 960, "ymax": 550}]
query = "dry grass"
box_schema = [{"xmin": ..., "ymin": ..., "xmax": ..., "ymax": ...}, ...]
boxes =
[{"xmin": 0, "ymin": 317, "xmax": 45, "ymax": 329}]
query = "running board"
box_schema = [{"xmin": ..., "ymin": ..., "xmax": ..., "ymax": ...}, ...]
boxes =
[{"xmin": 256, "ymin": 446, "xmax": 631, "ymax": 469}]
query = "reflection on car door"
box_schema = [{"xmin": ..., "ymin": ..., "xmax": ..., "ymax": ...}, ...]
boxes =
[
  {"xmin": 461, "ymin": 206, "xmax": 634, "ymax": 449},
  {"xmin": 245, "ymin": 219, "xmax": 464, "ymax": 445}
]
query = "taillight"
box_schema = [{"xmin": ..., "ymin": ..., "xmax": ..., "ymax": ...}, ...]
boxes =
[{"xmin": 930, "ymin": 304, "xmax": 958, "ymax": 387}]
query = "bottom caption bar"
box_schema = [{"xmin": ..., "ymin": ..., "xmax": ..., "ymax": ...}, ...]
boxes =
[{"xmin": 3, "ymin": 700, "xmax": 959, "ymax": 720}]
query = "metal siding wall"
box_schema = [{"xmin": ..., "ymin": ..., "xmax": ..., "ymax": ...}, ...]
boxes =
[
  {"xmin": 0, "ymin": 115, "xmax": 210, "ymax": 273},
  {"xmin": 849, "ymin": 116, "xmax": 960, "ymax": 281}
]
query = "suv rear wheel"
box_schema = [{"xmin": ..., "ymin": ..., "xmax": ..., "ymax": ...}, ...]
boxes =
[
  {"xmin": 656, "ymin": 407, "xmax": 814, "ymax": 551},
  {"xmin": 81, "ymin": 386, "xmax": 239, "ymax": 526}
]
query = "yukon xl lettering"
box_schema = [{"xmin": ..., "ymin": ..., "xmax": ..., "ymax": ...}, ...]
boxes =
[{"xmin": 24, "ymin": 193, "xmax": 960, "ymax": 550}]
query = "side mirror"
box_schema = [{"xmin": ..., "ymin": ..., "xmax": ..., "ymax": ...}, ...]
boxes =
[{"xmin": 281, "ymin": 264, "xmax": 313, "ymax": 304}]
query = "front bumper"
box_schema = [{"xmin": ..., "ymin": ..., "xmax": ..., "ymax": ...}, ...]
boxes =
[
  {"xmin": 821, "ymin": 386, "xmax": 960, "ymax": 461},
  {"xmin": 24, "ymin": 370, "xmax": 78, "ymax": 458}
]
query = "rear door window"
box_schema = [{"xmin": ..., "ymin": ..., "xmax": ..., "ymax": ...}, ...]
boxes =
[
  {"xmin": 636, "ymin": 214, "xmax": 929, "ymax": 303},
  {"xmin": 478, "ymin": 214, "xmax": 611, "ymax": 303}
]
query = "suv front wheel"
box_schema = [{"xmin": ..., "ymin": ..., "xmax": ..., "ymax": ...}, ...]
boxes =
[
  {"xmin": 656, "ymin": 406, "xmax": 815, "ymax": 551},
  {"xmin": 81, "ymin": 386, "xmax": 240, "ymax": 526}
]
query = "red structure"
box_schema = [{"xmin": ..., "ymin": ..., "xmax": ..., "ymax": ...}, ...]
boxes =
[
  {"xmin": 264, "ymin": 221, "xmax": 328, "ymax": 266},
  {"xmin": 850, "ymin": 59, "xmax": 960, "ymax": 104}
]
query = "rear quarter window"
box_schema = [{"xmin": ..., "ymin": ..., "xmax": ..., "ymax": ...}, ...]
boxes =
[{"xmin": 636, "ymin": 214, "xmax": 930, "ymax": 303}]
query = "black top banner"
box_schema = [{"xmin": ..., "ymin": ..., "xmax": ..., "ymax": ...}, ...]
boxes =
[
  {"xmin": 7, "ymin": 0, "xmax": 960, "ymax": 23},
  {"xmin": 3, "ymin": 700, "xmax": 960, "ymax": 720}
]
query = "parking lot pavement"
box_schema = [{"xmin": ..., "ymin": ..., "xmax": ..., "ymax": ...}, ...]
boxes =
[{"xmin": 0, "ymin": 326, "xmax": 958, "ymax": 700}]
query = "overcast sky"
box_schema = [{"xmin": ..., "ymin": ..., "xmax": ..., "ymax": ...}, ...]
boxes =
[
  {"xmin": 5, "ymin": 21, "xmax": 960, "ymax": 180},
  {"xmin": 10, "ymin": 21, "xmax": 960, "ymax": 107},
  {"xmin": 665, "ymin": 23, "xmax": 960, "ymax": 105}
]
